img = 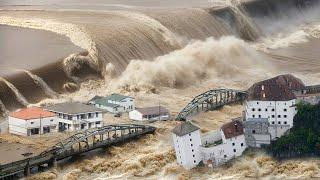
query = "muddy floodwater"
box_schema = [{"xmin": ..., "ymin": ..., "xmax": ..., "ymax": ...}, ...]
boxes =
[{"xmin": 0, "ymin": 24, "xmax": 84, "ymax": 76}]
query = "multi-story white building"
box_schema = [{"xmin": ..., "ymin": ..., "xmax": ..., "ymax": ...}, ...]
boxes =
[
  {"xmin": 244, "ymin": 75, "xmax": 304, "ymax": 143},
  {"xmin": 89, "ymin": 94, "xmax": 135, "ymax": 114},
  {"xmin": 200, "ymin": 120, "xmax": 247, "ymax": 166},
  {"xmin": 129, "ymin": 106, "xmax": 170, "ymax": 121},
  {"xmin": 8, "ymin": 107, "xmax": 58, "ymax": 136},
  {"xmin": 172, "ymin": 122, "xmax": 202, "ymax": 169},
  {"xmin": 45, "ymin": 102, "xmax": 103, "ymax": 132},
  {"xmin": 172, "ymin": 120, "xmax": 247, "ymax": 169}
]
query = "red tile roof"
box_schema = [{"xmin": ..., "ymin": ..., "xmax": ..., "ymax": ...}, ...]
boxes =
[
  {"xmin": 221, "ymin": 120, "xmax": 244, "ymax": 139},
  {"xmin": 248, "ymin": 74, "xmax": 305, "ymax": 101},
  {"xmin": 9, "ymin": 107, "xmax": 56, "ymax": 120}
]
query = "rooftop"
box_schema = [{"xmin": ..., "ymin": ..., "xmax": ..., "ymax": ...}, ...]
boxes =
[
  {"xmin": 136, "ymin": 106, "xmax": 169, "ymax": 116},
  {"xmin": 172, "ymin": 121, "xmax": 199, "ymax": 137},
  {"xmin": 221, "ymin": 120, "xmax": 244, "ymax": 139},
  {"xmin": 95, "ymin": 98, "xmax": 120, "ymax": 108},
  {"xmin": 248, "ymin": 74, "xmax": 305, "ymax": 101},
  {"xmin": 88, "ymin": 95, "xmax": 103, "ymax": 102},
  {"xmin": 9, "ymin": 107, "xmax": 56, "ymax": 120},
  {"xmin": 45, "ymin": 102, "xmax": 102, "ymax": 114},
  {"xmin": 105, "ymin": 93, "xmax": 132, "ymax": 102}
]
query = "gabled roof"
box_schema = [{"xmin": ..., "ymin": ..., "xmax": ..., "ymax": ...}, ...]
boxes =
[
  {"xmin": 248, "ymin": 74, "xmax": 305, "ymax": 101},
  {"xmin": 45, "ymin": 102, "xmax": 102, "ymax": 114},
  {"xmin": 9, "ymin": 107, "xmax": 56, "ymax": 120},
  {"xmin": 94, "ymin": 98, "xmax": 120, "ymax": 108},
  {"xmin": 88, "ymin": 95, "xmax": 103, "ymax": 102},
  {"xmin": 221, "ymin": 120, "xmax": 244, "ymax": 139},
  {"xmin": 105, "ymin": 93, "xmax": 132, "ymax": 102},
  {"xmin": 172, "ymin": 122, "xmax": 200, "ymax": 137},
  {"xmin": 136, "ymin": 106, "xmax": 169, "ymax": 116}
]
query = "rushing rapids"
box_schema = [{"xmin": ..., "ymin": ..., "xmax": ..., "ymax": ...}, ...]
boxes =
[
  {"xmin": 0, "ymin": 0, "xmax": 319, "ymax": 112},
  {"xmin": 1, "ymin": 0, "xmax": 320, "ymax": 179}
]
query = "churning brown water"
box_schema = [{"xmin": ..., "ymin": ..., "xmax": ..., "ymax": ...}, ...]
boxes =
[{"xmin": 1, "ymin": 0, "xmax": 320, "ymax": 179}]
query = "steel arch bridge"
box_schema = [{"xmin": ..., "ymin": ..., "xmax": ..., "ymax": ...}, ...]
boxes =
[
  {"xmin": 0, "ymin": 124, "xmax": 156, "ymax": 179},
  {"xmin": 176, "ymin": 89, "xmax": 247, "ymax": 121}
]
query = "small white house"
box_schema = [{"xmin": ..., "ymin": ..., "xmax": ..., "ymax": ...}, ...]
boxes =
[
  {"xmin": 172, "ymin": 122, "xmax": 202, "ymax": 170},
  {"xmin": 8, "ymin": 107, "xmax": 58, "ymax": 136},
  {"xmin": 200, "ymin": 120, "xmax": 247, "ymax": 167},
  {"xmin": 45, "ymin": 102, "xmax": 103, "ymax": 132},
  {"xmin": 129, "ymin": 106, "xmax": 170, "ymax": 121},
  {"xmin": 89, "ymin": 94, "xmax": 134, "ymax": 114}
]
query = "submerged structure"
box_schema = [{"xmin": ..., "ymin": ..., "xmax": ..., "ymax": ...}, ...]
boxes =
[
  {"xmin": 89, "ymin": 93, "xmax": 135, "ymax": 114},
  {"xmin": 244, "ymin": 74, "xmax": 320, "ymax": 147},
  {"xmin": 172, "ymin": 120, "xmax": 247, "ymax": 169}
]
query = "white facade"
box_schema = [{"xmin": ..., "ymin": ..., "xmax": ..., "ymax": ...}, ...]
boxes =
[
  {"xmin": 9, "ymin": 116, "xmax": 58, "ymax": 136},
  {"xmin": 200, "ymin": 129, "xmax": 247, "ymax": 166},
  {"xmin": 54, "ymin": 112, "xmax": 103, "ymax": 132},
  {"xmin": 245, "ymin": 99, "xmax": 297, "ymax": 139},
  {"xmin": 172, "ymin": 129, "xmax": 202, "ymax": 169},
  {"xmin": 129, "ymin": 109, "xmax": 170, "ymax": 121},
  {"xmin": 106, "ymin": 97, "xmax": 135, "ymax": 112},
  {"xmin": 92, "ymin": 95, "xmax": 135, "ymax": 114}
]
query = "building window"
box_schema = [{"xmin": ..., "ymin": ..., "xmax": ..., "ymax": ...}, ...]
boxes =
[
  {"xmin": 191, "ymin": 144, "xmax": 193, "ymax": 147},
  {"xmin": 278, "ymin": 121, "xmax": 281, "ymax": 124},
  {"xmin": 232, "ymin": 143, "xmax": 235, "ymax": 146},
  {"xmin": 272, "ymin": 121, "xmax": 275, "ymax": 124},
  {"xmin": 265, "ymin": 108, "xmax": 268, "ymax": 111},
  {"xmin": 190, "ymin": 139, "xmax": 192, "ymax": 141},
  {"xmin": 272, "ymin": 108, "xmax": 275, "ymax": 112},
  {"xmin": 284, "ymin": 121, "xmax": 287, "ymax": 124},
  {"xmin": 50, "ymin": 119, "xmax": 53, "ymax": 122},
  {"xmin": 258, "ymin": 115, "xmax": 261, "ymax": 118},
  {"xmin": 194, "ymin": 160, "xmax": 196, "ymax": 163},
  {"xmin": 192, "ymin": 149, "xmax": 194, "ymax": 152},
  {"xmin": 252, "ymin": 108, "xmax": 255, "ymax": 111},
  {"xmin": 241, "ymin": 143, "xmax": 244, "ymax": 147},
  {"xmin": 224, "ymin": 155, "xmax": 227, "ymax": 158},
  {"xmin": 189, "ymin": 133, "xmax": 191, "ymax": 136},
  {"xmin": 30, "ymin": 122, "xmax": 34, "ymax": 124},
  {"xmin": 96, "ymin": 121, "xmax": 101, "ymax": 124},
  {"xmin": 258, "ymin": 108, "xmax": 261, "ymax": 111},
  {"xmin": 252, "ymin": 115, "xmax": 255, "ymax": 118},
  {"xmin": 252, "ymin": 130, "xmax": 256, "ymax": 134},
  {"xmin": 272, "ymin": 115, "xmax": 275, "ymax": 118},
  {"xmin": 193, "ymin": 155, "xmax": 195, "ymax": 157},
  {"xmin": 284, "ymin": 108, "xmax": 287, "ymax": 112},
  {"xmin": 257, "ymin": 102, "xmax": 259, "ymax": 105},
  {"xmin": 233, "ymin": 149, "xmax": 236, "ymax": 153},
  {"xmin": 278, "ymin": 115, "xmax": 281, "ymax": 118},
  {"xmin": 284, "ymin": 115, "xmax": 287, "ymax": 118}
]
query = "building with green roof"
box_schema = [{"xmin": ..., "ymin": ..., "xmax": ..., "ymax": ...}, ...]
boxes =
[{"xmin": 88, "ymin": 93, "xmax": 135, "ymax": 114}]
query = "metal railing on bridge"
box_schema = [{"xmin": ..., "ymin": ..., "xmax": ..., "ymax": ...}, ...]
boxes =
[
  {"xmin": 0, "ymin": 124, "xmax": 156, "ymax": 179},
  {"xmin": 176, "ymin": 89, "xmax": 247, "ymax": 121}
]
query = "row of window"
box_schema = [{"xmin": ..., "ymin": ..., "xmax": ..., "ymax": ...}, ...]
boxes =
[
  {"xmin": 232, "ymin": 142, "xmax": 244, "ymax": 147},
  {"xmin": 252, "ymin": 114, "xmax": 288, "ymax": 118},
  {"xmin": 252, "ymin": 108, "xmax": 287, "ymax": 112},
  {"xmin": 254, "ymin": 102, "xmax": 290, "ymax": 105},
  {"xmin": 271, "ymin": 121, "xmax": 287, "ymax": 125}
]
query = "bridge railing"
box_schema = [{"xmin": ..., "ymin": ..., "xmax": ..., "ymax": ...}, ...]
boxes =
[
  {"xmin": 176, "ymin": 89, "xmax": 247, "ymax": 121},
  {"xmin": 0, "ymin": 124, "xmax": 156, "ymax": 179}
]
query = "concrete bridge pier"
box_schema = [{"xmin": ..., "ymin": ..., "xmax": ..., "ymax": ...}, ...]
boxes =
[{"xmin": 24, "ymin": 161, "xmax": 30, "ymax": 176}]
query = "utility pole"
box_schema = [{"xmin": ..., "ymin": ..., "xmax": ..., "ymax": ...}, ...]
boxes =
[
  {"xmin": 159, "ymin": 94, "xmax": 161, "ymax": 121},
  {"xmin": 39, "ymin": 114, "xmax": 42, "ymax": 136}
]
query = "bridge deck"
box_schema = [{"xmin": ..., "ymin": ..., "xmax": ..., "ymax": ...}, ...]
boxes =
[
  {"xmin": 176, "ymin": 89, "xmax": 247, "ymax": 121},
  {"xmin": 0, "ymin": 124, "xmax": 156, "ymax": 179}
]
